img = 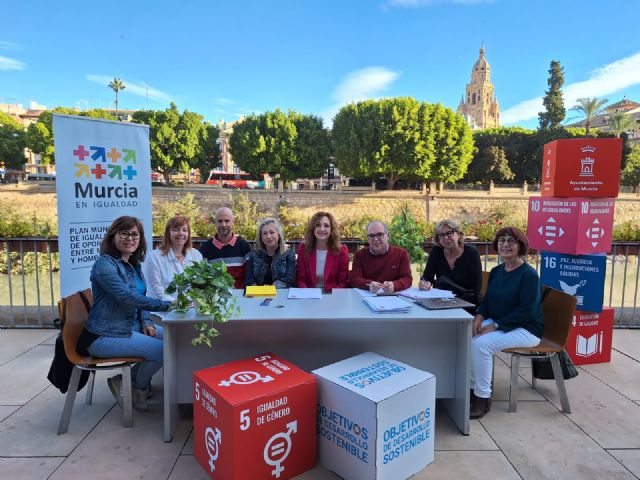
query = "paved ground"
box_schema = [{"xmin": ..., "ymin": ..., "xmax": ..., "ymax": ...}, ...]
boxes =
[{"xmin": 0, "ymin": 328, "xmax": 639, "ymax": 480}]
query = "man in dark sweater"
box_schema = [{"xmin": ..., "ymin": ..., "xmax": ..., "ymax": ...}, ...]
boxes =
[
  {"xmin": 199, "ymin": 207, "xmax": 251, "ymax": 288},
  {"xmin": 350, "ymin": 221, "xmax": 413, "ymax": 293}
]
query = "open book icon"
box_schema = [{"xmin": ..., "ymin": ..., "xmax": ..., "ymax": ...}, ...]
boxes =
[{"xmin": 576, "ymin": 332, "xmax": 603, "ymax": 357}]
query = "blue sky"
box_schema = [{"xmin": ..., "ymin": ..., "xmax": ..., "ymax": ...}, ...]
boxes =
[{"xmin": 3, "ymin": 0, "xmax": 640, "ymax": 128}]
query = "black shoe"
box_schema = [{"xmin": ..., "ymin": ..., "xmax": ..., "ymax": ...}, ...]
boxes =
[
  {"xmin": 470, "ymin": 396, "xmax": 492, "ymax": 419},
  {"xmin": 133, "ymin": 388, "xmax": 149, "ymax": 412}
]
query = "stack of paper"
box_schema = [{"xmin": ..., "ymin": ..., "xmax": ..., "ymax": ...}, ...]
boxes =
[
  {"xmin": 287, "ymin": 288, "xmax": 322, "ymax": 299},
  {"xmin": 398, "ymin": 287, "xmax": 455, "ymax": 300},
  {"xmin": 363, "ymin": 296, "xmax": 413, "ymax": 313}
]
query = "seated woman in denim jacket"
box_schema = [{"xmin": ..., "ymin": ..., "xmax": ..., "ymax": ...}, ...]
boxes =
[
  {"xmin": 81, "ymin": 216, "xmax": 172, "ymax": 412},
  {"xmin": 245, "ymin": 218, "xmax": 295, "ymax": 288}
]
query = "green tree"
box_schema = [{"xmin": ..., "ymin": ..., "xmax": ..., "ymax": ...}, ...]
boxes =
[
  {"xmin": 229, "ymin": 109, "xmax": 329, "ymax": 184},
  {"xmin": 428, "ymin": 104, "xmax": 474, "ymax": 184},
  {"xmin": 108, "ymin": 77, "xmax": 126, "ymax": 112},
  {"xmin": 191, "ymin": 122, "xmax": 221, "ymax": 183},
  {"xmin": 331, "ymin": 101, "xmax": 375, "ymax": 180},
  {"xmin": 132, "ymin": 103, "xmax": 205, "ymax": 184},
  {"xmin": 609, "ymin": 111, "xmax": 635, "ymax": 137},
  {"xmin": 333, "ymin": 97, "xmax": 471, "ymax": 188},
  {"xmin": 571, "ymin": 97, "xmax": 608, "ymax": 136},
  {"xmin": 388, "ymin": 206, "xmax": 428, "ymax": 275},
  {"xmin": 467, "ymin": 145, "xmax": 514, "ymax": 183},
  {"xmin": 0, "ymin": 111, "xmax": 26, "ymax": 169},
  {"xmin": 289, "ymin": 112, "xmax": 331, "ymax": 179},
  {"xmin": 538, "ymin": 60, "xmax": 566, "ymax": 130},
  {"xmin": 229, "ymin": 109, "xmax": 297, "ymax": 183},
  {"xmin": 621, "ymin": 144, "xmax": 640, "ymax": 190},
  {"xmin": 24, "ymin": 108, "xmax": 116, "ymax": 165}
]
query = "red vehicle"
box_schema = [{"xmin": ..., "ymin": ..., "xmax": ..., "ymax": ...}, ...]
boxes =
[{"xmin": 205, "ymin": 171, "xmax": 265, "ymax": 189}]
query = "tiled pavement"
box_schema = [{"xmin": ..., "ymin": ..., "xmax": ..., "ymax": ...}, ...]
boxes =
[{"xmin": 0, "ymin": 328, "xmax": 638, "ymax": 479}]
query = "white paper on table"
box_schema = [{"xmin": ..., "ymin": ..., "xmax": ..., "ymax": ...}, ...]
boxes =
[
  {"xmin": 398, "ymin": 287, "xmax": 456, "ymax": 300},
  {"xmin": 355, "ymin": 288, "xmax": 377, "ymax": 298},
  {"xmin": 363, "ymin": 296, "xmax": 413, "ymax": 312},
  {"xmin": 287, "ymin": 288, "xmax": 323, "ymax": 299}
]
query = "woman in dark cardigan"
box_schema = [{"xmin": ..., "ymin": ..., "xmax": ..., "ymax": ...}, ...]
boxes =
[{"xmin": 419, "ymin": 219, "xmax": 482, "ymax": 307}]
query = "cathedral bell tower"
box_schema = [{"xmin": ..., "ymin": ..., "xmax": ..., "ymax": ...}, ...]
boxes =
[{"xmin": 457, "ymin": 46, "xmax": 500, "ymax": 129}]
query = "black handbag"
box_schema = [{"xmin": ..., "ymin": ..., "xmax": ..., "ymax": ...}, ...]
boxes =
[{"xmin": 531, "ymin": 350, "xmax": 579, "ymax": 380}]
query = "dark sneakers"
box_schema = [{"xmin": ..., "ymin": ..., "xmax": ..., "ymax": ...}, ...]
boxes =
[
  {"xmin": 107, "ymin": 374, "xmax": 152, "ymax": 411},
  {"xmin": 470, "ymin": 395, "xmax": 492, "ymax": 419},
  {"xmin": 132, "ymin": 388, "xmax": 149, "ymax": 412}
]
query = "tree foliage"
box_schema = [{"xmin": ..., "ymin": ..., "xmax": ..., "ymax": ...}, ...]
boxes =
[
  {"xmin": 609, "ymin": 112, "xmax": 635, "ymax": 137},
  {"xmin": 332, "ymin": 97, "xmax": 472, "ymax": 188},
  {"xmin": 131, "ymin": 103, "xmax": 205, "ymax": 183},
  {"xmin": 464, "ymin": 126, "xmax": 615, "ymax": 184},
  {"xmin": 621, "ymin": 144, "xmax": 640, "ymax": 188},
  {"xmin": 571, "ymin": 97, "xmax": 608, "ymax": 136},
  {"xmin": 0, "ymin": 111, "xmax": 26, "ymax": 169},
  {"xmin": 108, "ymin": 77, "xmax": 126, "ymax": 111},
  {"xmin": 229, "ymin": 109, "xmax": 330, "ymax": 183},
  {"xmin": 24, "ymin": 108, "xmax": 117, "ymax": 165},
  {"xmin": 538, "ymin": 60, "xmax": 566, "ymax": 130},
  {"xmin": 191, "ymin": 122, "xmax": 221, "ymax": 183}
]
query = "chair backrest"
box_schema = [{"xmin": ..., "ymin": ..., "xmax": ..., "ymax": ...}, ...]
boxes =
[
  {"xmin": 58, "ymin": 288, "xmax": 93, "ymax": 364},
  {"xmin": 541, "ymin": 285, "xmax": 577, "ymax": 348},
  {"xmin": 481, "ymin": 271, "xmax": 490, "ymax": 297}
]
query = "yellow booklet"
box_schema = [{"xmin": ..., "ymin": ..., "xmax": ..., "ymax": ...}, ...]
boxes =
[{"xmin": 245, "ymin": 285, "xmax": 277, "ymax": 297}]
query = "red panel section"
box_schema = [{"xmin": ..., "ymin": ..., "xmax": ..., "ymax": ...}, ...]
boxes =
[
  {"xmin": 541, "ymin": 138, "xmax": 622, "ymax": 198},
  {"xmin": 193, "ymin": 353, "xmax": 317, "ymax": 479},
  {"xmin": 566, "ymin": 308, "xmax": 614, "ymax": 365}
]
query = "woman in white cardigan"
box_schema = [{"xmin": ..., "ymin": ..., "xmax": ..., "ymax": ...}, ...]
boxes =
[{"xmin": 143, "ymin": 215, "xmax": 202, "ymax": 301}]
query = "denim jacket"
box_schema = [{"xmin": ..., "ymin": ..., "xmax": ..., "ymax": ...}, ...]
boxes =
[
  {"xmin": 245, "ymin": 248, "xmax": 296, "ymax": 289},
  {"xmin": 86, "ymin": 254, "xmax": 171, "ymax": 337}
]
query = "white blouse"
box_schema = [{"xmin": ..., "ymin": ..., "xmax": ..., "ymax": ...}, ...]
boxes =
[{"xmin": 142, "ymin": 247, "xmax": 203, "ymax": 301}]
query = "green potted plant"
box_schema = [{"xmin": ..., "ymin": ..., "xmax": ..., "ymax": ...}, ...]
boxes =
[{"xmin": 165, "ymin": 259, "xmax": 239, "ymax": 347}]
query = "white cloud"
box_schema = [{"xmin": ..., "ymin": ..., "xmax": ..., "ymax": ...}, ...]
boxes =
[
  {"xmin": 385, "ymin": 0, "xmax": 494, "ymax": 7},
  {"xmin": 85, "ymin": 74, "xmax": 171, "ymax": 103},
  {"xmin": 502, "ymin": 51, "xmax": 640, "ymax": 125},
  {"xmin": 213, "ymin": 97, "xmax": 234, "ymax": 105},
  {"xmin": 321, "ymin": 66, "xmax": 400, "ymax": 125},
  {"xmin": 0, "ymin": 41, "xmax": 21, "ymax": 50},
  {"xmin": 0, "ymin": 55, "xmax": 25, "ymax": 70},
  {"xmin": 30, "ymin": 100, "xmax": 47, "ymax": 110}
]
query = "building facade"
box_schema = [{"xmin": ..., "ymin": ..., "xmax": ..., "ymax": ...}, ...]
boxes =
[{"xmin": 457, "ymin": 47, "xmax": 500, "ymax": 130}]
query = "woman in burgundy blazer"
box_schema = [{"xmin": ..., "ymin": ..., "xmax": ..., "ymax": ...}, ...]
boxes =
[{"xmin": 296, "ymin": 211, "xmax": 349, "ymax": 289}]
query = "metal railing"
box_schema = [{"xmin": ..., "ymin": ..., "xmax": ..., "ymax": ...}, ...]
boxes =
[{"xmin": 1, "ymin": 237, "xmax": 638, "ymax": 328}]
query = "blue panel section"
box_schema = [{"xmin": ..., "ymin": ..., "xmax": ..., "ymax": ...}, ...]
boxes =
[{"xmin": 540, "ymin": 251, "xmax": 606, "ymax": 313}]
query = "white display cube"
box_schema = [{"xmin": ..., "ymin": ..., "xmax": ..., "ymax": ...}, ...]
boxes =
[{"xmin": 313, "ymin": 352, "xmax": 435, "ymax": 480}]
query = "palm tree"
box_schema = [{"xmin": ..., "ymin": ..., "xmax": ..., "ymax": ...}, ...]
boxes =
[
  {"xmin": 108, "ymin": 77, "xmax": 126, "ymax": 113},
  {"xmin": 570, "ymin": 97, "xmax": 608, "ymax": 136},
  {"xmin": 609, "ymin": 111, "xmax": 636, "ymax": 137}
]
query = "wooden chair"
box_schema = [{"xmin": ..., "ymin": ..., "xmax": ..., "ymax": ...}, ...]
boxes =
[
  {"xmin": 57, "ymin": 288, "xmax": 144, "ymax": 434},
  {"xmin": 502, "ymin": 286, "xmax": 577, "ymax": 413},
  {"xmin": 481, "ymin": 271, "xmax": 490, "ymax": 297}
]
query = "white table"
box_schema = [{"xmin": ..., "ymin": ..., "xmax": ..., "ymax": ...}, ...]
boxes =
[{"xmin": 160, "ymin": 289, "xmax": 473, "ymax": 442}]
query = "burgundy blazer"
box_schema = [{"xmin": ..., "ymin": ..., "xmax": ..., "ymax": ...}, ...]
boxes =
[{"xmin": 295, "ymin": 244, "xmax": 349, "ymax": 289}]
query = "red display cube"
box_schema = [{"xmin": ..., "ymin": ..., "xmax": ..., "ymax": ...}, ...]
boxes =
[
  {"xmin": 193, "ymin": 353, "xmax": 317, "ymax": 479},
  {"xmin": 527, "ymin": 197, "xmax": 615, "ymax": 254},
  {"xmin": 541, "ymin": 138, "xmax": 622, "ymax": 198},
  {"xmin": 566, "ymin": 308, "xmax": 614, "ymax": 365}
]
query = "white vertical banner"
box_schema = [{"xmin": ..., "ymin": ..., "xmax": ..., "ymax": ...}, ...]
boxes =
[{"xmin": 53, "ymin": 114, "xmax": 153, "ymax": 297}]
